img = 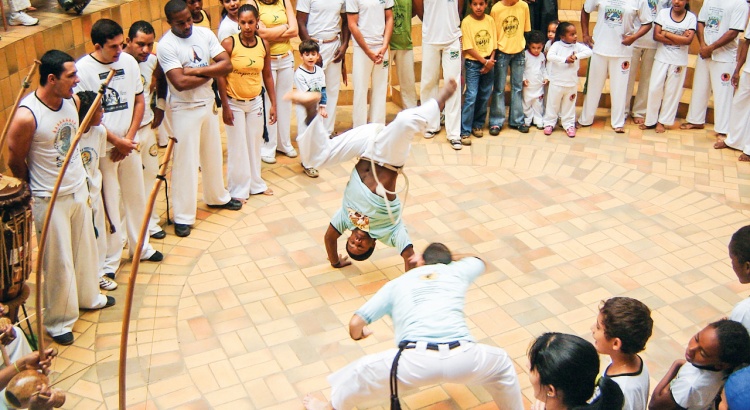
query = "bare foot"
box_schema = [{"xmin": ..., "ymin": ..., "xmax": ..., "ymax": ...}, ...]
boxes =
[
  {"xmin": 655, "ymin": 123, "xmax": 666, "ymax": 133},
  {"xmin": 716, "ymin": 132, "xmax": 726, "ymax": 138},
  {"xmin": 303, "ymin": 395, "xmax": 332, "ymax": 410},
  {"xmin": 262, "ymin": 189, "xmax": 274, "ymax": 196},
  {"xmin": 633, "ymin": 117, "xmax": 644, "ymax": 125},
  {"xmin": 740, "ymin": 153, "xmax": 750, "ymax": 162},
  {"xmin": 639, "ymin": 124, "xmax": 656, "ymax": 130},
  {"xmin": 680, "ymin": 122, "xmax": 704, "ymax": 130},
  {"xmin": 714, "ymin": 140, "xmax": 728, "ymax": 149},
  {"xmin": 232, "ymin": 197, "xmax": 248, "ymax": 204},
  {"xmin": 26, "ymin": 6, "xmax": 37, "ymax": 11},
  {"xmin": 614, "ymin": 127, "xmax": 625, "ymax": 133}
]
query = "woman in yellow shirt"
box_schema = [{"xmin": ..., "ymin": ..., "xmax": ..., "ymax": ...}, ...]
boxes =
[
  {"xmin": 218, "ymin": 4, "xmax": 277, "ymax": 200},
  {"xmin": 252, "ymin": 0, "xmax": 298, "ymax": 165}
]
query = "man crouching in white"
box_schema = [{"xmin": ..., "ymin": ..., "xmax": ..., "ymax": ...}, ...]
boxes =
[{"xmin": 302, "ymin": 243, "xmax": 524, "ymax": 410}]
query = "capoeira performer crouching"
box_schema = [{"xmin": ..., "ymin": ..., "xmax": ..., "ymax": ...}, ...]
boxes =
[
  {"xmin": 302, "ymin": 243, "xmax": 524, "ymax": 410},
  {"xmin": 289, "ymin": 79, "xmax": 457, "ymax": 272}
]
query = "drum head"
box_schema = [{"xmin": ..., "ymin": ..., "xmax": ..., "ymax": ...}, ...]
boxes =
[{"xmin": 0, "ymin": 176, "xmax": 29, "ymax": 209}]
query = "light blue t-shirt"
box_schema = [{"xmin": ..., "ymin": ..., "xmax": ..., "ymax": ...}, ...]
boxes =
[
  {"xmin": 330, "ymin": 169, "xmax": 411, "ymax": 253},
  {"xmin": 356, "ymin": 257, "xmax": 485, "ymax": 344}
]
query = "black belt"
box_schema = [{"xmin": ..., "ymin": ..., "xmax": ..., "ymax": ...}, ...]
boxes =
[{"xmin": 390, "ymin": 340, "xmax": 461, "ymax": 409}]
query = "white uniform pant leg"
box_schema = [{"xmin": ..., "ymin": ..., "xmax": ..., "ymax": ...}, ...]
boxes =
[
  {"xmin": 363, "ymin": 99, "xmax": 441, "ymax": 167},
  {"xmin": 686, "ymin": 57, "xmax": 711, "ymax": 125},
  {"xmin": 261, "ymin": 53, "xmax": 295, "ymax": 157},
  {"xmin": 227, "ymin": 97, "xmax": 267, "ymax": 198},
  {"xmin": 392, "ymin": 49, "xmax": 418, "ymax": 108},
  {"xmin": 607, "ymin": 56, "xmax": 631, "ymax": 129},
  {"xmin": 91, "ymin": 193, "xmax": 107, "ymax": 278},
  {"xmin": 579, "ymin": 53, "xmax": 609, "ymax": 126},
  {"xmin": 631, "ymin": 47, "xmax": 655, "ymax": 118},
  {"xmin": 644, "ymin": 60, "xmax": 668, "ymax": 126},
  {"xmin": 8, "ymin": 0, "xmax": 31, "ymax": 12},
  {"xmin": 543, "ymin": 83, "xmax": 563, "ymax": 128},
  {"xmin": 725, "ymin": 73, "xmax": 750, "ymax": 151},
  {"xmin": 523, "ymin": 85, "xmax": 544, "ymax": 127},
  {"xmin": 558, "ymin": 85, "xmax": 578, "ymax": 130},
  {"xmin": 157, "ymin": 104, "xmax": 172, "ymax": 147},
  {"xmin": 626, "ymin": 47, "xmax": 642, "ymax": 115},
  {"xmin": 199, "ymin": 105, "xmax": 232, "ymax": 207},
  {"xmin": 370, "ymin": 46, "xmax": 389, "ymax": 125},
  {"xmin": 137, "ymin": 126, "xmax": 162, "ymax": 235},
  {"xmin": 658, "ymin": 64, "xmax": 687, "ymax": 126},
  {"xmin": 351, "ymin": 46, "xmax": 376, "ymax": 128},
  {"xmin": 421, "ymin": 43, "xmax": 442, "ymax": 132},
  {"xmin": 321, "ymin": 40, "xmax": 343, "ymax": 134},
  {"xmin": 296, "ymin": 114, "xmax": 374, "ymax": 169},
  {"xmin": 709, "ymin": 60, "xmax": 735, "ymax": 135},
  {"xmin": 441, "ymin": 38, "xmax": 463, "ymax": 140}
]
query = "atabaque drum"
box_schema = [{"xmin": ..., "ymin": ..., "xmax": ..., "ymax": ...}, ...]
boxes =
[{"xmin": 0, "ymin": 175, "xmax": 32, "ymax": 302}]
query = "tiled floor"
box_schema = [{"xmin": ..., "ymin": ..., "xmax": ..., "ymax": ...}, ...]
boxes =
[{"xmin": 23, "ymin": 101, "xmax": 750, "ymax": 409}]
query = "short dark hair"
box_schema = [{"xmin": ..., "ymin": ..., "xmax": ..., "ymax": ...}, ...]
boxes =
[
  {"xmin": 554, "ymin": 21, "xmax": 575, "ymax": 43},
  {"xmin": 128, "ymin": 20, "xmax": 155, "ymax": 39},
  {"xmin": 599, "ymin": 297, "xmax": 653, "ymax": 354},
  {"xmin": 731, "ymin": 225, "xmax": 750, "ymax": 264},
  {"xmin": 39, "ymin": 50, "xmax": 75, "ymax": 86},
  {"xmin": 165, "ymin": 0, "xmax": 189, "ymax": 21},
  {"xmin": 527, "ymin": 30, "xmax": 545, "ymax": 46},
  {"xmin": 91, "ymin": 19, "xmax": 124, "ymax": 47},
  {"xmin": 299, "ymin": 39, "xmax": 320, "ymax": 55},
  {"xmin": 75, "ymin": 91, "xmax": 99, "ymax": 123},
  {"xmin": 711, "ymin": 319, "xmax": 750, "ymax": 368},
  {"xmin": 346, "ymin": 240, "xmax": 375, "ymax": 261},
  {"xmin": 423, "ymin": 243, "xmax": 451, "ymax": 265}
]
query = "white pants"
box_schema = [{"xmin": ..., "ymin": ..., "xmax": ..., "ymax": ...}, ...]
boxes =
[
  {"xmin": 33, "ymin": 184, "xmax": 107, "ymax": 336},
  {"xmin": 226, "ymin": 97, "xmax": 268, "ymax": 198},
  {"xmin": 686, "ymin": 58, "xmax": 735, "ymax": 134},
  {"xmin": 319, "ymin": 39, "xmax": 343, "ymax": 134},
  {"xmin": 328, "ymin": 342, "xmax": 523, "ymax": 410},
  {"xmin": 421, "ymin": 39, "xmax": 462, "ymax": 139},
  {"xmin": 725, "ymin": 72, "xmax": 750, "ymax": 155},
  {"xmin": 579, "ymin": 53, "xmax": 631, "ymax": 128},
  {"xmin": 392, "ymin": 49, "xmax": 418, "ymax": 109},
  {"xmin": 297, "ymin": 99, "xmax": 439, "ymax": 169},
  {"xmin": 137, "ymin": 125, "xmax": 162, "ymax": 236},
  {"xmin": 523, "ymin": 84, "xmax": 545, "ymax": 126},
  {"xmin": 7, "ymin": 0, "xmax": 30, "ymax": 12},
  {"xmin": 90, "ymin": 193, "xmax": 107, "ymax": 278},
  {"xmin": 156, "ymin": 104, "xmax": 171, "ymax": 147},
  {"xmin": 261, "ymin": 52, "xmax": 294, "ymax": 158},
  {"xmin": 352, "ymin": 45, "xmax": 389, "ymax": 127},
  {"xmin": 644, "ymin": 60, "xmax": 686, "ymax": 127},
  {"xmin": 626, "ymin": 47, "xmax": 656, "ymax": 118},
  {"xmin": 100, "ymin": 148, "xmax": 156, "ymax": 273},
  {"xmin": 169, "ymin": 103, "xmax": 232, "ymax": 225},
  {"xmin": 544, "ymin": 84, "xmax": 578, "ymax": 129}
]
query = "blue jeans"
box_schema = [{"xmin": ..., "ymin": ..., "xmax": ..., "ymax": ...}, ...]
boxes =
[
  {"xmin": 490, "ymin": 50, "xmax": 525, "ymax": 128},
  {"xmin": 461, "ymin": 59, "xmax": 495, "ymax": 136}
]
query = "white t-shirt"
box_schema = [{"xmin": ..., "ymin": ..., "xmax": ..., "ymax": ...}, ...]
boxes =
[
  {"xmin": 346, "ymin": 0, "xmax": 394, "ymax": 47},
  {"xmin": 79, "ymin": 125, "xmax": 107, "ymax": 198},
  {"xmin": 421, "ymin": 0, "xmax": 461, "ymax": 45},
  {"xmin": 523, "ymin": 50, "xmax": 546, "ymax": 97},
  {"xmin": 294, "ymin": 65, "xmax": 327, "ymax": 102},
  {"xmin": 654, "ymin": 8, "xmax": 697, "ymax": 66},
  {"xmin": 670, "ymin": 362, "xmax": 726, "ymax": 410},
  {"xmin": 730, "ymin": 297, "xmax": 750, "ymax": 334},
  {"xmin": 157, "ymin": 26, "xmax": 225, "ymax": 107},
  {"xmin": 356, "ymin": 257, "xmax": 485, "ymax": 344},
  {"xmin": 546, "ymin": 41, "xmax": 593, "ymax": 87},
  {"xmin": 606, "ymin": 357, "xmax": 650, "ymax": 410},
  {"xmin": 297, "ymin": 0, "xmax": 345, "ymax": 41},
  {"xmin": 743, "ymin": 20, "xmax": 750, "ymax": 73},
  {"xmin": 584, "ymin": 0, "xmax": 654, "ymax": 57},
  {"xmin": 138, "ymin": 53, "xmax": 158, "ymax": 127},
  {"xmin": 698, "ymin": 0, "xmax": 749, "ymax": 63},
  {"xmin": 75, "ymin": 53, "xmax": 144, "ymax": 140},
  {"xmin": 217, "ymin": 16, "xmax": 240, "ymax": 41},
  {"xmin": 633, "ymin": 0, "xmax": 670, "ymax": 49}
]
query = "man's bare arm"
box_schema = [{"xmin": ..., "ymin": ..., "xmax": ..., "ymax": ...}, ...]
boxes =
[{"xmin": 6, "ymin": 107, "xmax": 35, "ymax": 181}]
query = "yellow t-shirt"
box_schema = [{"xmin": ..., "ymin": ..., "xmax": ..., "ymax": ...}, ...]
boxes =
[
  {"xmin": 490, "ymin": 0, "xmax": 530, "ymax": 54},
  {"xmin": 461, "ymin": 14, "xmax": 497, "ymax": 61},
  {"xmin": 226, "ymin": 34, "xmax": 266, "ymax": 100},
  {"xmin": 257, "ymin": 0, "xmax": 292, "ymax": 56},
  {"xmin": 194, "ymin": 10, "xmax": 211, "ymax": 29}
]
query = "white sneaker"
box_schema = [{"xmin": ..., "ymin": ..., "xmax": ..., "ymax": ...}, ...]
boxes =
[
  {"xmin": 99, "ymin": 276, "xmax": 118, "ymax": 291},
  {"xmin": 261, "ymin": 156, "xmax": 276, "ymax": 164},
  {"xmin": 8, "ymin": 11, "xmax": 38, "ymax": 26},
  {"xmin": 282, "ymin": 148, "xmax": 298, "ymax": 158}
]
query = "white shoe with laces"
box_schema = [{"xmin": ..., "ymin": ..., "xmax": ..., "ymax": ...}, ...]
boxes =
[{"xmin": 9, "ymin": 11, "xmax": 38, "ymax": 26}]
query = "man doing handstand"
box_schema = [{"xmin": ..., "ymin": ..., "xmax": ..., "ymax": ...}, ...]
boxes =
[{"xmin": 288, "ymin": 78, "xmax": 458, "ymax": 272}]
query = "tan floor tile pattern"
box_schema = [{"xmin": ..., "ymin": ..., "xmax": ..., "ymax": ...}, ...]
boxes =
[{"xmin": 18, "ymin": 103, "xmax": 750, "ymax": 409}]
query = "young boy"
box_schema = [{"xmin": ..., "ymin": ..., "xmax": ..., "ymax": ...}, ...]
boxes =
[
  {"xmin": 728, "ymin": 225, "xmax": 750, "ymax": 334},
  {"xmin": 294, "ymin": 39, "xmax": 328, "ymax": 178},
  {"xmin": 649, "ymin": 319, "xmax": 750, "ymax": 410},
  {"xmin": 523, "ymin": 30, "xmax": 547, "ymax": 130},
  {"xmin": 76, "ymin": 91, "xmax": 117, "ymax": 292},
  {"xmin": 460, "ymin": 0, "xmax": 496, "ymax": 145},
  {"xmin": 591, "ymin": 297, "xmax": 653, "ymax": 410}
]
